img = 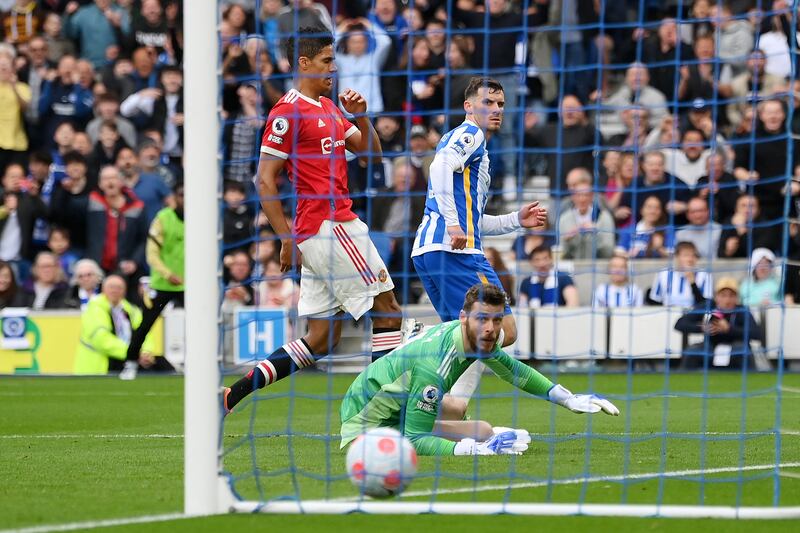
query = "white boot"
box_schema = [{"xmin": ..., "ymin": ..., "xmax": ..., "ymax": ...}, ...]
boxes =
[{"xmin": 119, "ymin": 360, "xmax": 138, "ymax": 381}]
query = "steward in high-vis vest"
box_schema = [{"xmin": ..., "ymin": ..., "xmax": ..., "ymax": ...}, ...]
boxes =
[
  {"xmin": 120, "ymin": 183, "xmax": 185, "ymax": 381},
  {"xmin": 74, "ymin": 275, "xmax": 156, "ymax": 374}
]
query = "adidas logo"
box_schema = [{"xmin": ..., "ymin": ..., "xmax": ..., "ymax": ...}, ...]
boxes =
[{"xmin": 318, "ymin": 119, "xmax": 325, "ymax": 128}]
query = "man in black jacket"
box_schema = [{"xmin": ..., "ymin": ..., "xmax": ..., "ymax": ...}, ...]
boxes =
[
  {"xmin": 674, "ymin": 277, "xmax": 761, "ymax": 370},
  {"xmin": 0, "ymin": 163, "xmax": 48, "ymax": 280},
  {"xmin": 524, "ymin": 95, "xmax": 597, "ymax": 195}
]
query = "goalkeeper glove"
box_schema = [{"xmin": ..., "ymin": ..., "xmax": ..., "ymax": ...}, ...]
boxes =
[
  {"xmin": 491, "ymin": 427, "xmax": 531, "ymax": 454},
  {"xmin": 454, "ymin": 430, "xmax": 519, "ymax": 456},
  {"xmin": 548, "ymin": 384, "xmax": 620, "ymax": 416}
]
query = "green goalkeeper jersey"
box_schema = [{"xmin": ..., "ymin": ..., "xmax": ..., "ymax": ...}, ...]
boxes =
[{"xmin": 340, "ymin": 320, "xmax": 555, "ymax": 456}]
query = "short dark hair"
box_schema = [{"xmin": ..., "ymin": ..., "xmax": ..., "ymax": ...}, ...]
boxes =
[
  {"xmin": 160, "ymin": 65, "xmax": 182, "ymax": 77},
  {"xmin": 529, "ymin": 244, "xmax": 552, "ymax": 259},
  {"xmin": 63, "ymin": 151, "xmax": 87, "ymax": 167},
  {"xmin": 284, "ymin": 26, "xmax": 334, "ymax": 69},
  {"xmin": 29, "ymin": 150, "xmax": 52, "ymax": 166},
  {"xmin": 462, "ymin": 283, "xmax": 508, "ymax": 313},
  {"xmin": 674, "ymin": 241, "xmax": 699, "ymax": 257},
  {"xmin": 464, "ymin": 76, "xmax": 504, "ymax": 101},
  {"xmin": 224, "ymin": 180, "xmax": 246, "ymax": 194}
]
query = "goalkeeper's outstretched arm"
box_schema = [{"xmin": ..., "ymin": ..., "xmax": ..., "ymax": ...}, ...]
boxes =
[{"xmin": 484, "ymin": 350, "xmax": 620, "ymax": 416}]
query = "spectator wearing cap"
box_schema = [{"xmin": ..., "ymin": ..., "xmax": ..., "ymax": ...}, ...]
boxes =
[
  {"xmin": 661, "ymin": 129, "xmax": 711, "ymax": 189},
  {"xmin": 86, "ymin": 94, "xmax": 137, "ymax": 149},
  {"xmin": 674, "ymin": 276, "xmax": 761, "ymax": 370},
  {"xmin": 674, "ymin": 196, "xmax": 722, "ymax": 259},
  {"xmin": 727, "ymin": 50, "xmax": 783, "ymax": 128},
  {"xmin": 740, "ymin": 247, "xmax": 782, "ymax": 307},
  {"xmin": 64, "ymin": 0, "xmax": 131, "ymax": 68},
  {"xmin": 693, "ymin": 152, "xmax": 741, "ymax": 223}
]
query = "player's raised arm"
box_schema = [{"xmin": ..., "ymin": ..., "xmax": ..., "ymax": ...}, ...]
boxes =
[
  {"xmin": 340, "ymin": 89, "xmax": 381, "ymax": 162},
  {"xmin": 256, "ymin": 157, "xmax": 296, "ymax": 272}
]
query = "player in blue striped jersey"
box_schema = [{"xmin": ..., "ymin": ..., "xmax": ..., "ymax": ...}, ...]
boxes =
[
  {"xmin": 411, "ymin": 77, "xmax": 546, "ymax": 415},
  {"xmin": 592, "ymin": 255, "xmax": 644, "ymax": 308}
]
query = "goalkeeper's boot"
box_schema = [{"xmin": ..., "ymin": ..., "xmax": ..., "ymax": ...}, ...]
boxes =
[
  {"xmin": 119, "ymin": 360, "xmax": 138, "ymax": 381},
  {"xmin": 222, "ymin": 387, "xmax": 232, "ymax": 416},
  {"xmin": 401, "ymin": 318, "xmax": 424, "ymax": 344}
]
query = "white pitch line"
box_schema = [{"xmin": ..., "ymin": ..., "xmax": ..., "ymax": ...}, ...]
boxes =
[
  {"xmin": 0, "ymin": 512, "xmax": 187, "ymax": 533},
  {"xmin": 333, "ymin": 462, "xmax": 800, "ymax": 502},
  {"xmin": 0, "ymin": 391, "xmax": 171, "ymax": 397},
  {"xmin": 5, "ymin": 466, "xmax": 800, "ymax": 532},
  {"xmin": 3, "ymin": 430, "xmax": 800, "ymax": 440}
]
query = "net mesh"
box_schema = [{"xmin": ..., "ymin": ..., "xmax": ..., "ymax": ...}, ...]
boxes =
[{"xmin": 215, "ymin": 0, "xmax": 799, "ymax": 512}]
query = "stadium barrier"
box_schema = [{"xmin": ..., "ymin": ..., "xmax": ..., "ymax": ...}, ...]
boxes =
[{"xmin": 0, "ymin": 311, "xmax": 165, "ymax": 375}]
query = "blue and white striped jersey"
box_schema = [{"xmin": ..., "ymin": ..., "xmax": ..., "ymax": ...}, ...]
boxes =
[
  {"xmin": 649, "ymin": 269, "xmax": 713, "ymax": 307},
  {"xmin": 592, "ymin": 283, "xmax": 645, "ymax": 308},
  {"xmin": 412, "ymin": 120, "xmax": 491, "ymax": 256}
]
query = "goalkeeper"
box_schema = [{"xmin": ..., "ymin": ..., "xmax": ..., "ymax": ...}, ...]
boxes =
[{"xmin": 340, "ymin": 284, "xmax": 619, "ymax": 456}]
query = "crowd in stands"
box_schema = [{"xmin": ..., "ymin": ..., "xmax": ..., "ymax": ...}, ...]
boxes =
[{"xmin": 0, "ymin": 0, "xmax": 799, "ymax": 334}]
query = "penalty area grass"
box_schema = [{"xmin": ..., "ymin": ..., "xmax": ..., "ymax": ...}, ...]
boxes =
[{"xmin": 1, "ymin": 372, "xmax": 798, "ymax": 532}]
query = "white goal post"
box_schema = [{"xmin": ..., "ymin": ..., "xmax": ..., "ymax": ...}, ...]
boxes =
[{"xmin": 180, "ymin": 0, "xmax": 800, "ymax": 520}]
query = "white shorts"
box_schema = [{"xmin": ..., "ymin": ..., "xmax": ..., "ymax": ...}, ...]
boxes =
[{"xmin": 297, "ymin": 218, "xmax": 394, "ymax": 319}]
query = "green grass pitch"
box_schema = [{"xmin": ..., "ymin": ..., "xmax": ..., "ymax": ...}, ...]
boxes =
[{"xmin": 2, "ymin": 372, "xmax": 799, "ymax": 532}]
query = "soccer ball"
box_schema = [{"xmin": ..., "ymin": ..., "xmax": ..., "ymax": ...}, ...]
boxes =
[{"xmin": 345, "ymin": 427, "xmax": 418, "ymax": 498}]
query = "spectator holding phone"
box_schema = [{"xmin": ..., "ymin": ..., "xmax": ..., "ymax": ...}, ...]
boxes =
[{"xmin": 674, "ymin": 277, "xmax": 760, "ymax": 369}]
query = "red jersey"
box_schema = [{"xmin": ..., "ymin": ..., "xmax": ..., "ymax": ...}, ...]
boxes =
[{"xmin": 260, "ymin": 88, "xmax": 359, "ymax": 242}]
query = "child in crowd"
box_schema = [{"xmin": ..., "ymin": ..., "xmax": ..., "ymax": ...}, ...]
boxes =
[
  {"xmin": 740, "ymin": 248, "xmax": 782, "ymax": 306},
  {"xmin": 47, "ymin": 226, "xmax": 79, "ymax": 279}
]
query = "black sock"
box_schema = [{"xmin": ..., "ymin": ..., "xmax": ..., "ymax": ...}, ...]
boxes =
[
  {"xmin": 371, "ymin": 327, "xmax": 403, "ymax": 362},
  {"xmin": 226, "ymin": 340, "xmax": 315, "ymax": 410}
]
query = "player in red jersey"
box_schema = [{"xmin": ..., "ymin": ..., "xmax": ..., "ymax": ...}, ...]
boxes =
[{"xmin": 224, "ymin": 26, "xmax": 410, "ymax": 413}]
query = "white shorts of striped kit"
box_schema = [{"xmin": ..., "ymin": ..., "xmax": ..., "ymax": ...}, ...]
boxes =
[{"xmin": 296, "ymin": 218, "xmax": 394, "ymax": 320}]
